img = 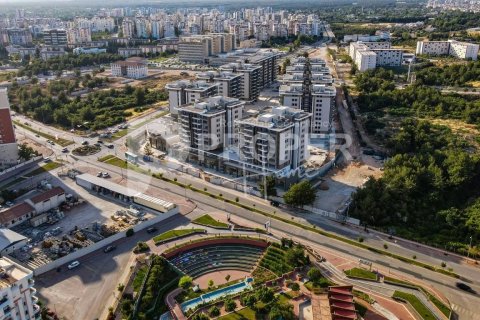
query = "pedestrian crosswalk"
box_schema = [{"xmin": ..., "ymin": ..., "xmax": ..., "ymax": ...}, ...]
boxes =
[{"xmin": 451, "ymin": 303, "xmax": 480, "ymax": 320}]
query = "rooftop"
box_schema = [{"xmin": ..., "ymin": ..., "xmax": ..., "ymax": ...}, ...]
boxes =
[
  {"xmin": 0, "ymin": 256, "xmax": 31, "ymax": 288},
  {"xmin": 178, "ymin": 96, "xmax": 244, "ymax": 115},
  {"xmin": 29, "ymin": 186, "xmax": 65, "ymax": 204},
  {"xmin": 166, "ymin": 80, "xmax": 218, "ymax": 91},
  {"xmin": 0, "ymin": 203, "xmax": 34, "ymax": 226}
]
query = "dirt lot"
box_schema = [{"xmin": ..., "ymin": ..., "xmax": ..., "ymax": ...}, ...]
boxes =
[
  {"xmin": 98, "ymin": 69, "xmax": 195, "ymax": 90},
  {"xmin": 313, "ymin": 163, "xmax": 383, "ymax": 212}
]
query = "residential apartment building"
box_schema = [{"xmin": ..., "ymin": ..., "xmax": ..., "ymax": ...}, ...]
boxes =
[
  {"xmin": 111, "ymin": 58, "xmax": 148, "ymax": 79},
  {"xmin": 178, "ymin": 33, "xmax": 235, "ymax": 63},
  {"xmin": 3, "ymin": 28, "xmax": 32, "ymax": 46},
  {"xmin": 39, "ymin": 46, "xmax": 66, "ymax": 60},
  {"xmin": 197, "ymin": 71, "xmax": 243, "ymax": 99},
  {"xmin": 66, "ymin": 27, "xmax": 92, "ymax": 44},
  {"xmin": 279, "ymin": 57, "xmax": 335, "ymax": 133},
  {"xmin": 178, "ymin": 96, "xmax": 245, "ymax": 153},
  {"xmin": 0, "ymin": 257, "xmax": 41, "ymax": 320},
  {"xmin": 349, "ymin": 41, "xmax": 403, "ymax": 71},
  {"xmin": 236, "ymin": 106, "xmax": 311, "ymax": 172},
  {"xmin": 43, "ymin": 29, "xmax": 67, "ymax": 46},
  {"xmin": 0, "ymin": 89, "xmax": 18, "ymax": 168},
  {"xmin": 219, "ymin": 63, "xmax": 262, "ymax": 101},
  {"xmin": 311, "ymin": 85, "xmax": 336, "ymax": 133},
  {"xmin": 166, "ymin": 80, "xmax": 219, "ymax": 115},
  {"xmin": 416, "ymin": 40, "xmax": 479, "ymax": 60}
]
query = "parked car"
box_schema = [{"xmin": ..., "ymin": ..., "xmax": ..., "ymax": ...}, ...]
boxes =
[
  {"xmin": 146, "ymin": 227, "xmax": 158, "ymax": 234},
  {"xmin": 82, "ymin": 141, "xmax": 89, "ymax": 145},
  {"xmin": 67, "ymin": 261, "xmax": 80, "ymax": 269},
  {"xmin": 103, "ymin": 245, "xmax": 116, "ymax": 253},
  {"xmin": 97, "ymin": 172, "xmax": 102, "ymax": 177},
  {"xmin": 107, "ymin": 144, "xmax": 114, "ymax": 149},
  {"xmin": 62, "ymin": 148, "xmax": 68, "ymax": 153},
  {"xmin": 270, "ymin": 200, "xmax": 280, "ymax": 207},
  {"xmin": 102, "ymin": 172, "xmax": 110, "ymax": 178}
]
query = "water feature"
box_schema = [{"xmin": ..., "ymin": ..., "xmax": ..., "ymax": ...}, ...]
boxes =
[{"xmin": 181, "ymin": 277, "xmax": 253, "ymax": 313}]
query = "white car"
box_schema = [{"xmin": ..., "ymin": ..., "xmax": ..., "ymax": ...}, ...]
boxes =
[{"xmin": 67, "ymin": 261, "xmax": 80, "ymax": 269}]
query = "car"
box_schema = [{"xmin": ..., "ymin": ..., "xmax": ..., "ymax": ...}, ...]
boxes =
[
  {"xmin": 62, "ymin": 148, "xmax": 68, "ymax": 153},
  {"xmin": 97, "ymin": 140, "xmax": 103, "ymax": 144},
  {"xmin": 456, "ymin": 282, "xmax": 476, "ymax": 293},
  {"xmin": 146, "ymin": 227, "xmax": 158, "ymax": 234},
  {"xmin": 67, "ymin": 261, "xmax": 80, "ymax": 269},
  {"xmin": 102, "ymin": 172, "xmax": 110, "ymax": 178},
  {"xmin": 44, "ymin": 157, "xmax": 51, "ymax": 163},
  {"xmin": 270, "ymin": 200, "xmax": 280, "ymax": 207},
  {"xmin": 5, "ymin": 201, "xmax": 14, "ymax": 207},
  {"xmin": 103, "ymin": 245, "xmax": 116, "ymax": 253},
  {"xmin": 35, "ymin": 134, "xmax": 40, "ymax": 138},
  {"xmin": 107, "ymin": 144, "xmax": 114, "ymax": 149},
  {"xmin": 82, "ymin": 141, "xmax": 89, "ymax": 145},
  {"xmin": 97, "ymin": 172, "xmax": 102, "ymax": 177},
  {"xmin": 94, "ymin": 143, "xmax": 101, "ymax": 147}
]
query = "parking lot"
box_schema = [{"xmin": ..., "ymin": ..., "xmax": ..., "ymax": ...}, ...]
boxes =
[{"xmin": 35, "ymin": 212, "xmax": 193, "ymax": 320}]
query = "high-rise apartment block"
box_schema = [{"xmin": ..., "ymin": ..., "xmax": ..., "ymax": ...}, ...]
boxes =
[
  {"xmin": 166, "ymin": 80, "xmax": 219, "ymax": 115},
  {"xmin": 43, "ymin": 29, "xmax": 68, "ymax": 46},
  {"xmin": 0, "ymin": 89, "xmax": 18, "ymax": 168},
  {"xmin": 349, "ymin": 41, "xmax": 403, "ymax": 71}
]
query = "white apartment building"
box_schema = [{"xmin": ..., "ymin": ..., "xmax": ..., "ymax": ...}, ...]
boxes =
[
  {"xmin": 166, "ymin": 80, "xmax": 219, "ymax": 115},
  {"xmin": 355, "ymin": 50, "xmax": 377, "ymax": 72},
  {"xmin": 279, "ymin": 83, "xmax": 304, "ymax": 109},
  {"xmin": 448, "ymin": 40, "xmax": 479, "ymax": 60},
  {"xmin": 349, "ymin": 41, "xmax": 403, "ymax": 71},
  {"xmin": 219, "ymin": 63, "xmax": 262, "ymax": 101},
  {"xmin": 415, "ymin": 40, "xmax": 451, "ymax": 56},
  {"xmin": 416, "ymin": 40, "xmax": 479, "ymax": 60},
  {"xmin": 122, "ymin": 20, "xmax": 135, "ymax": 39},
  {"xmin": 66, "ymin": 27, "xmax": 91, "ymax": 44},
  {"xmin": 178, "ymin": 96, "xmax": 245, "ymax": 152},
  {"xmin": 236, "ymin": 106, "xmax": 311, "ymax": 172},
  {"xmin": 0, "ymin": 257, "xmax": 40, "ymax": 320},
  {"xmin": 111, "ymin": 58, "xmax": 148, "ymax": 79},
  {"xmin": 196, "ymin": 71, "xmax": 243, "ymax": 99},
  {"xmin": 311, "ymin": 85, "xmax": 336, "ymax": 133},
  {"xmin": 178, "ymin": 33, "xmax": 236, "ymax": 64}
]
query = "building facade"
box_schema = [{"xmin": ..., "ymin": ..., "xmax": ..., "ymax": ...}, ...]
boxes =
[
  {"xmin": 166, "ymin": 80, "xmax": 219, "ymax": 115},
  {"xmin": 0, "ymin": 89, "xmax": 18, "ymax": 168}
]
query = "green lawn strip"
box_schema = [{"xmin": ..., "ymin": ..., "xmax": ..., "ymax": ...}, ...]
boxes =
[
  {"xmin": 14, "ymin": 121, "xmax": 73, "ymax": 146},
  {"xmin": 353, "ymin": 289, "xmax": 375, "ymax": 304},
  {"xmin": 24, "ymin": 161, "xmax": 62, "ymax": 177},
  {"xmin": 192, "ymin": 214, "xmax": 229, "ymax": 228},
  {"xmin": 132, "ymin": 265, "xmax": 148, "ymax": 292},
  {"xmin": 98, "ymin": 154, "xmax": 116, "ymax": 162},
  {"xmin": 392, "ymin": 291, "xmax": 436, "ymax": 320},
  {"xmin": 344, "ymin": 267, "xmax": 378, "ymax": 281},
  {"xmin": 100, "ymin": 157, "xmax": 460, "ymax": 280},
  {"xmin": 383, "ymin": 276, "xmax": 451, "ymax": 316},
  {"xmin": 217, "ymin": 307, "xmax": 257, "ymax": 320},
  {"xmin": 152, "ymin": 229, "xmax": 204, "ymax": 244}
]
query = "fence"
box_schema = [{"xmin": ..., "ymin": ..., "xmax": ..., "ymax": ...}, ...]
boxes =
[{"xmin": 0, "ymin": 156, "xmax": 43, "ymax": 184}]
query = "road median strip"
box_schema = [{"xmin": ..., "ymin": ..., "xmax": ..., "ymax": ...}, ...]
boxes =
[{"xmin": 14, "ymin": 120, "xmax": 74, "ymax": 147}]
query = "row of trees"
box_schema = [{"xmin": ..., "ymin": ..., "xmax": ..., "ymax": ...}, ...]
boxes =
[
  {"xmin": 415, "ymin": 61, "xmax": 480, "ymax": 87},
  {"xmin": 17, "ymin": 53, "xmax": 122, "ymax": 77}
]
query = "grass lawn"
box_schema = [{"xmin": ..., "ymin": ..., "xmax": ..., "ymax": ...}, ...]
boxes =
[
  {"xmin": 193, "ymin": 214, "xmax": 229, "ymax": 228},
  {"xmin": 393, "ymin": 291, "xmax": 436, "ymax": 320},
  {"xmin": 152, "ymin": 229, "xmax": 204, "ymax": 244},
  {"xmin": 344, "ymin": 267, "xmax": 377, "ymax": 281},
  {"xmin": 383, "ymin": 276, "xmax": 416, "ymax": 287},
  {"xmin": 132, "ymin": 265, "xmax": 148, "ymax": 292},
  {"xmin": 13, "ymin": 121, "xmax": 73, "ymax": 146},
  {"xmin": 99, "ymin": 155, "xmax": 151, "ymax": 175},
  {"xmin": 24, "ymin": 162, "xmax": 62, "ymax": 177},
  {"xmin": 218, "ymin": 307, "xmax": 257, "ymax": 320}
]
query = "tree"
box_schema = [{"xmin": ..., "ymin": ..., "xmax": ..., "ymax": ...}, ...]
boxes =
[
  {"xmin": 126, "ymin": 228, "xmax": 134, "ymax": 237},
  {"xmin": 255, "ymin": 286, "xmax": 275, "ymax": 304},
  {"xmin": 259, "ymin": 175, "xmax": 277, "ymax": 198},
  {"xmin": 283, "ymin": 181, "xmax": 316, "ymax": 207},
  {"xmin": 224, "ymin": 299, "xmax": 236, "ymax": 312},
  {"xmin": 290, "ymin": 282, "xmax": 300, "ymax": 291},
  {"xmin": 144, "ymin": 143, "xmax": 154, "ymax": 157},
  {"xmin": 242, "ymin": 294, "xmax": 257, "ymax": 308},
  {"xmin": 285, "ymin": 246, "xmax": 307, "ymax": 267},
  {"xmin": 192, "ymin": 313, "xmax": 209, "ymax": 320},
  {"xmin": 208, "ymin": 279, "xmax": 214, "ymax": 288},
  {"xmin": 307, "ymin": 268, "xmax": 322, "ymax": 283},
  {"xmin": 18, "ymin": 143, "xmax": 39, "ymax": 161},
  {"xmin": 179, "ymin": 276, "xmax": 193, "ymax": 289},
  {"xmin": 209, "ymin": 306, "xmax": 220, "ymax": 317},
  {"xmin": 269, "ymin": 301, "xmax": 295, "ymax": 320}
]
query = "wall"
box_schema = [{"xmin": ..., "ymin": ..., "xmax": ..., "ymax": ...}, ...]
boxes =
[
  {"xmin": 30, "ymin": 207, "xmax": 179, "ymax": 276},
  {"xmin": 0, "ymin": 156, "xmax": 43, "ymax": 184}
]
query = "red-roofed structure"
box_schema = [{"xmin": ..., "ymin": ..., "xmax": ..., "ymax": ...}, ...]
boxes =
[{"xmin": 312, "ymin": 285, "xmax": 357, "ymax": 320}]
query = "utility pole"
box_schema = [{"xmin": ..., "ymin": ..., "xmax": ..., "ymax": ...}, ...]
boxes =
[{"xmin": 467, "ymin": 236, "xmax": 473, "ymax": 258}]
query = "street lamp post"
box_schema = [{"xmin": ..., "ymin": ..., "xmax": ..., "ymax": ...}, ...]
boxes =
[{"xmin": 467, "ymin": 236, "xmax": 473, "ymax": 258}]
